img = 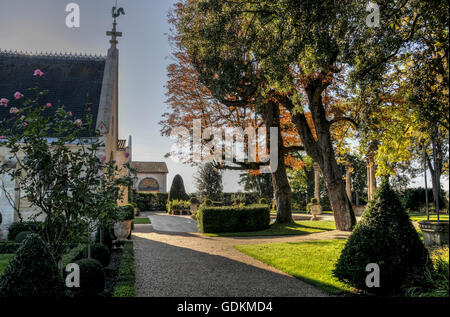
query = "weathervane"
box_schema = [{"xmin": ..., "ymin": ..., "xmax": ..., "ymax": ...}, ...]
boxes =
[{"xmin": 107, "ymin": 1, "xmax": 125, "ymax": 48}]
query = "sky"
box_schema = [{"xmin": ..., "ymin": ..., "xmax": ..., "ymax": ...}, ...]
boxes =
[{"xmin": 0, "ymin": 0, "xmax": 242, "ymax": 193}]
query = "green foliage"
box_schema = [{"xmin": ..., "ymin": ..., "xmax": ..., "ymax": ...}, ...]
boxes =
[
  {"xmin": 62, "ymin": 244, "xmax": 86, "ymax": 269},
  {"xmin": 198, "ymin": 205, "xmax": 270, "ymax": 233},
  {"xmin": 259, "ymin": 198, "xmax": 268, "ymax": 205},
  {"xmin": 95, "ymin": 224, "xmax": 115, "ymax": 250},
  {"xmin": 75, "ymin": 243, "xmax": 111, "ymax": 268},
  {"xmin": 195, "ymin": 163, "xmax": 223, "ymax": 202},
  {"xmin": 404, "ymin": 247, "xmax": 449, "ymax": 297},
  {"xmin": 0, "ymin": 242, "xmax": 21, "ymax": 254},
  {"xmin": 169, "ymin": 174, "xmax": 189, "ymax": 201},
  {"xmin": 116, "ymin": 205, "xmax": 135, "ymax": 222},
  {"xmin": 310, "ymin": 198, "xmax": 318, "ymax": 204},
  {"xmin": 238, "ymin": 173, "xmax": 274, "ymax": 201},
  {"xmin": 203, "ymin": 199, "xmax": 213, "ymax": 207},
  {"xmin": 189, "ymin": 196, "xmax": 200, "ymax": 205},
  {"xmin": 401, "ymin": 187, "xmax": 446, "ymax": 212},
  {"xmin": 167, "ymin": 200, "xmax": 190, "ymax": 213},
  {"xmin": 112, "ymin": 242, "xmax": 135, "ymax": 297},
  {"xmin": 7, "ymin": 221, "xmax": 42, "ymax": 241},
  {"xmin": 0, "ymin": 234, "xmax": 64, "ymax": 297},
  {"xmin": 333, "ymin": 179, "xmax": 430, "ymax": 295},
  {"xmin": 135, "ymin": 192, "xmax": 169, "ymax": 211},
  {"xmin": 14, "ymin": 231, "xmax": 34, "ymax": 244},
  {"xmin": 71, "ymin": 258, "xmax": 105, "ymax": 297}
]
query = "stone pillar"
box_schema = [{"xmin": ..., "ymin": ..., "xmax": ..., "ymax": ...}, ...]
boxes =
[
  {"xmin": 313, "ymin": 163, "xmax": 321, "ymax": 204},
  {"xmin": 0, "ymin": 159, "xmax": 17, "ymax": 239},
  {"xmin": 345, "ymin": 163, "xmax": 352, "ymax": 203},
  {"xmin": 366, "ymin": 153, "xmax": 377, "ymax": 201}
]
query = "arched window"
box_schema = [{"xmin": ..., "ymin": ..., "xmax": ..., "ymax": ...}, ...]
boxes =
[{"xmin": 138, "ymin": 177, "xmax": 160, "ymax": 192}]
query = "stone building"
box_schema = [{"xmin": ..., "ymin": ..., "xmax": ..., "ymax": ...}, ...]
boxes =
[
  {"xmin": 132, "ymin": 162, "xmax": 169, "ymax": 193},
  {"xmin": 0, "ymin": 20, "xmax": 132, "ymax": 238}
]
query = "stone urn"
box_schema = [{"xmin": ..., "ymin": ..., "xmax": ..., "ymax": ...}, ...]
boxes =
[
  {"xmin": 419, "ymin": 220, "xmax": 449, "ymax": 247},
  {"xmin": 114, "ymin": 220, "xmax": 132, "ymax": 241},
  {"xmin": 310, "ymin": 204, "xmax": 322, "ymax": 221}
]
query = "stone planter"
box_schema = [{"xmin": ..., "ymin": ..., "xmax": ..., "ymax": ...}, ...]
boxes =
[
  {"xmin": 310, "ymin": 204, "xmax": 322, "ymax": 221},
  {"xmin": 419, "ymin": 221, "xmax": 449, "ymax": 247},
  {"xmin": 114, "ymin": 220, "xmax": 132, "ymax": 241}
]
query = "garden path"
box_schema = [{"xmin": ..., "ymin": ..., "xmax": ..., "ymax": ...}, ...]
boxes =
[{"xmin": 133, "ymin": 212, "xmax": 350, "ymax": 297}]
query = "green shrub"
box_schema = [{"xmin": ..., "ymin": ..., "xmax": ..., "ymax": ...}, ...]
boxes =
[
  {"xmin": 62, "ymin": 244, "xmax": 86, "ymax": 269},
  {"xmin": 79, "ymin": 244, "xmax": 111, "ymax": 267},
  {"xmin": 259, "ymin": 198, "xmax": 268, "ymax": 205},
  {"xmin": 117, "ymin": 205, "xmax": 135, "ymax": 221},
  {"xmin": 167, "ymin": 200, "xmax": 190, "ymax": 213},
  {"xmin": 198, "ymin": 204, "xmax": 270, "ymax": 233},
  {"xmin": 0, "ymin": 234, "xmax": 64, "ymax": 297},
  {"xmin": 333, "ymin": 179, "xmax": 430, "ymax": 295},
  {"xmin": 0, "ymin": 242, "xmax": 21, "ymax": 254},
  {"xmin": 203, "ymin": 199, "xmax": 213, "ymax": 207},
  {"xmin": 190, "ymin": 197, "xmax": 200, "ymax": 205},
  {"xmin": 113, "ymin": 242, "xmax": 135, "ymax": 297},
  {"xmin": 310, "ymin": 197, "xmax": 318, "ymax": 204},
  {"xmin": 71, "ymin": 258, "xmax": 105, "ymax": 296},
  {"xmin": 95, "ymin": 224, "xmax": 115, "ymax": 250},
  {"xmin": 14, "ymin": 231, "xmax": 34, "ymax": 244},
  {"xmin": 135, "ymin": 192, "xmax": 169, "ymax": 211},
  {"xmin": 169, "ymin": 174, "xmax": 189, "ymax": 201},
  {"xmin": 7, "ymin": 221, "xmax": 43, "ymax": 241}
]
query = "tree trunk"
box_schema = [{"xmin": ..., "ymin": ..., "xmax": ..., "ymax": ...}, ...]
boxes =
[
  {"xmin": 266, "ymin": 102, "xmax": 293, "ymax": 224},
  {"xmin": 288, "ymin": 83, "xmax": 356, "ymax": 231}
]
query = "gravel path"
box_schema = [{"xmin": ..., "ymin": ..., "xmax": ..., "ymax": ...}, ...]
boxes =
[{"xmin": 133, "ymin": 212, "xmax": 350, "ymax": 297}]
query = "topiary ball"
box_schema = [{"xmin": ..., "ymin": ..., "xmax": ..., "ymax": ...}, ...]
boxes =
[
  {"xmin": 333, "ymin": 178, "xmax": 430, "ymax": 295},
  {"xmin": 72, "ymin": 258, "xmax": 105, "ymax": 296},
  {"xmin": 14, "ymin": 231, "xmax": 34, "ymax": 244},
  {"xmin": 0, "ymin": 233, "xmax": 64, "ymax": 297}
]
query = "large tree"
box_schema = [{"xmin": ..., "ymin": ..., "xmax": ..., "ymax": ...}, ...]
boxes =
[{"xmin": 174, "ymin": 0, "xmax": 421, "ymax": 230}]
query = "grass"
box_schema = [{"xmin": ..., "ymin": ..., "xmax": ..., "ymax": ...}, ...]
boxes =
[
  {"xmin": 205, "ymin": 221, "xmax": 336, "ymax": 237},
  {"xmin": 235, "ymin": 239, "xmax": 353, "ymax": 295},
  {"xmin": 0, "ymin": 254, "xmax": 15, "ymax": 275},
  {"xmin": 134, "ymin": 217, "xmax": 151, "ymax": 225},
  {"xmin": 409, "ymin": 213, "xmax": 449, "ymax": 223},
  {"xmin": 270, "ymin": 210, "xmax": 333, "ymax": 215},
  {"xmin": 112, "ymin": 241, "xmax": 136, "ymax": 297}
]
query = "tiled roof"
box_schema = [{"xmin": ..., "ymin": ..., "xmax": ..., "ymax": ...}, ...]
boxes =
[
  {"xmin": 0, "ymin": 50, "xmax": 106, "ymax": 137},
  {"xmin": 132, "ymin": 162, "xmax": 169, "ymax": 174}
]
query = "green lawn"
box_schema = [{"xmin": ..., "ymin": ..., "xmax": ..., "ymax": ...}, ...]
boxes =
[
  {"xmin": 271, "ymin": 210, "xmax": 333, "ymax": 215},
  {"xmin": 205, "ymin": 221, "xmax": 336, "ymax": 237},
  {"xmin": 134, "ymin": 217, "xmax": 151, "ymax": 225},
  {"xmin": 0, "ymin": 254, "xmax": 15, "ymax": 275},
  {"xmin": 409, "ymin": 213, "xmax": 449, "ymax": 223},
  {"xmin": 235, "ymin": 240, "xmax": 354, "ymax": 295}
]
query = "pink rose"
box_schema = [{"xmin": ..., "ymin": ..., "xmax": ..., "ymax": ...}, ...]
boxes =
[
  {"xmin": 33, "ymin": 69, "xmax": 44, "ymax": 77},
  {"xmin": 0, "ymin": 136, "xmax": 5, "ymax": 140},
  {"xmin": 9, "ymin": 107, "xmax": 21, "ymax": 114},
  {"xmin": 23, "ymin": 122, "xmax": 28, "ymax": 127},
  {"xmin": 14, "ymin": 92, "xmax": 24, "ymax": 100},
  {"xmin": 98, "ymin": 154, "xmax": 106, "ymax": 163},
  {"xmin": 46, "ymin": 103, "xmax": 52, "ymax": 108},
  {"xmin": 0, "ymin": 98, "xmax": 9, "ymax": 106},
  {"xmin": 87, "ymin": 107, "xmax": 91, "ymax": 111},
  {"xmin": 74, "ymin": 119, "xmax": 82, "ymax": 127},
  {"xmin": 68, "ymin": 111, "xmax": 73, "ymax": 117}
]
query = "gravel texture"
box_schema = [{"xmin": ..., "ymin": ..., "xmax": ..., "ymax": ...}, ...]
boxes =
[{"xmin": 133, "ymin": 212, "xmax": 350, "ymax": 297}]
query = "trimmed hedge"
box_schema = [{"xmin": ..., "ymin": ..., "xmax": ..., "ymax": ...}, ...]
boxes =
[
  {"xmin": 198, "ymin": 204, "xmax": 270, "ymax": 233},
  {"xmin": 14, "ymin": 231, "xmax": 34, "ymax": 244},
  {"xmin": 167, "ymin": 200, "xmax": 190, "ymax": 214},
  {"xmin": 72, "ymin": 258, "xmax": 105, "ymax": 296},
  {"xmin": 7, "ymin": 221, "xmax": 43, "ymax": 241},
  {"xmin": 135, "ymin": 192, "xmax": 169, "ymax": 211},
  {"xmin": 0, "ymin": 242, "xmax": 21, "ymax": 254},
  {"xmin": 113, "ymin": 241, "xmax": 135, "ymax": 297}
]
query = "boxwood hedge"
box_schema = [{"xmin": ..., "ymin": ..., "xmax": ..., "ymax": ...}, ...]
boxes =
[{"xmin": 198, "ymin": 204, "xmax": 270, "ymax": 233}]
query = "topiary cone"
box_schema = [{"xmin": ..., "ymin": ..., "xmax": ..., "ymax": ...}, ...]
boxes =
[
  {"xmin": 333, "ymin": 178, "xmax": 430, "ymax": 295},
  {"xmin": 0, "ymin": 233, "xmax": 64, "ymax": 297}
]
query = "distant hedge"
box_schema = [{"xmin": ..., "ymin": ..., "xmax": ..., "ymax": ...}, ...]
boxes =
[
  {"xmin": 135, "ymin": 192, "xmax": 169, "ymax": 211},
  {"xmin": 198, "ymin": 205, "xmax": 270, "ymax": 233}
]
